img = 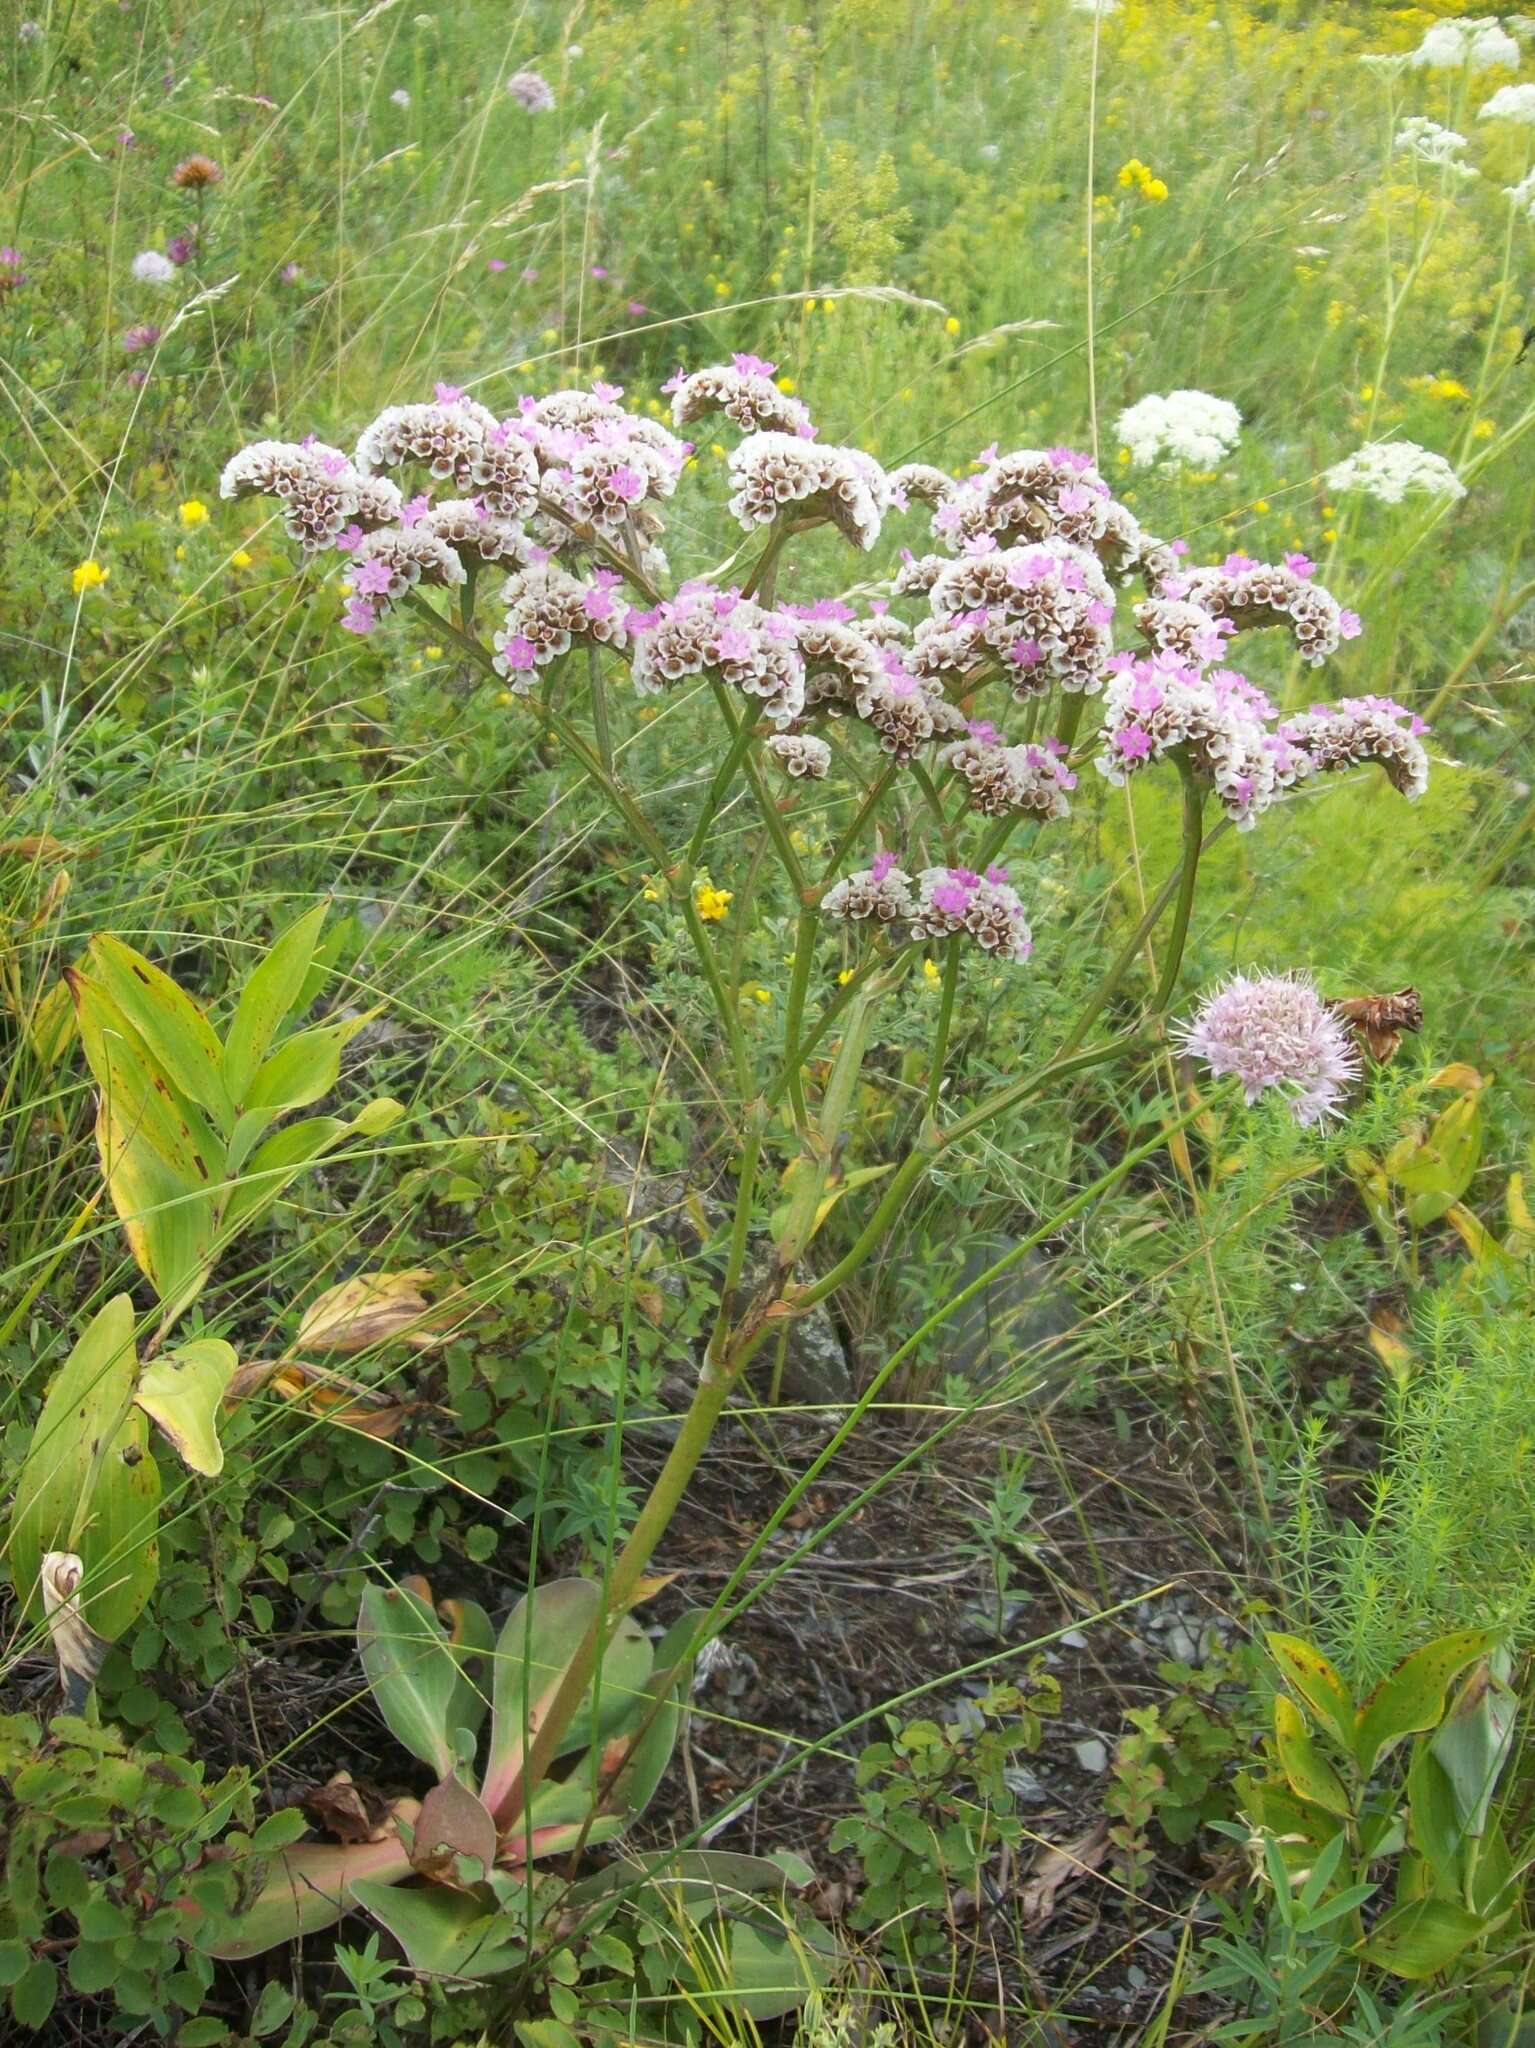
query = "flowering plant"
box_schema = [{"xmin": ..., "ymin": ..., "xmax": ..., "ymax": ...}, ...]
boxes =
[{"xmin": 219, "ymin": 362, "xmax": 1426, "ymax": 1951}]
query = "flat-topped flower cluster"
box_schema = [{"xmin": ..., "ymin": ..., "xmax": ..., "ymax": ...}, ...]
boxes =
[{"xmin": 222, "ymin": 365, "xmax": 1428, "ymax": 971}]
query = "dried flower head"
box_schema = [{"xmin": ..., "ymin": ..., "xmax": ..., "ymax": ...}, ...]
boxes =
[
  {"xmin": 494, "ymin": 562, "xmax": 630, "ymax": 689},
  {"xmin": 944, "ymin": 733, "xmax": 1077, "ymax": 821},
  {"xmin": 767, "ymin": 733, "xmax": 832, "ymax": 779},
  {"xmin": 1178, "ymin": 972, "xmax": 1360, "ymax": 1125},
  {"xmin": 630, "ymin": 586, "xmax": 805, "ymax": 727},
  {"xmin": 1172, "ymin": 559, "xmax": 1359, "ymax": 667},
  {"xmin": 1282, "ymin": 697, "xmax": 1431, "ymax": 800},
  {"xmin": 171, "ymin": 154, "xmax": 222, "ymax": 189}
]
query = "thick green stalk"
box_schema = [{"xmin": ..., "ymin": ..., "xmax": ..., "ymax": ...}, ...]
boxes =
[
  {"xmin": 780, "ymin": 907, "xmax": 820, "ymax": 1134},
  {"xmin": 1152, "ymin": 769, "xmax": 1205, "ymax": 1014},
  {"xmin": 925, "ymin": 937, "xmax": 962, "ymax": 1117}
]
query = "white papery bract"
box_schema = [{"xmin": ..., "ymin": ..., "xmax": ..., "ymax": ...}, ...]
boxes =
[{"xmin": 726, "ymin": 434, "xmax": 887, "ymax": 549}]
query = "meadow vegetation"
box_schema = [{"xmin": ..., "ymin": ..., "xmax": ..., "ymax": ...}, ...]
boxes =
[{"xmin": 3, "ymin": 1, "xmax": 1535, "ymax": 2042}]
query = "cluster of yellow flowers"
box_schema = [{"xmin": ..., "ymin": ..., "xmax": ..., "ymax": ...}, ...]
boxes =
[{"xmin": 1116, "ymin": 157, "xmax": 1169, "ymax": 202}]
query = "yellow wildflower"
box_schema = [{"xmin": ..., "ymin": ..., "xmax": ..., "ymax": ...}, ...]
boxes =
[
  {"xmin": 776, "ymin": 375, "xmax": 796, "ymax": 394},
  {"xmin": 179, "ymin": 498, "xmax": 209, "ymax": 527},
  {"xmin": 922, "ymin": 958, "xmax": 941, "ymax": 987},
  {"xmin": 944, "ymin": 316, "xmax": 960, "ymax": 335},
  {"xmin": 1429, "ymin": 376, "xmax": 1469, "ymax": 401},
  {"xmin": 72, "ymin": 559, "xmax": 108, "ymax": 594},
  {"xmin": 424, "ymin": 644, "xmax": 443, "ymax": 658},
  {"xmin": 748, "ymin": 985, "xmax": 771, "ymax": 1004},
  {"xmin": 1473, "ymin": 417, "xmax": 1495, "ymax": 440},
  {"xmin": 230, "ymin": 549, "xmax": 253, "ymax": 568},
  {"xmin": 694, "ymin": 880, "xmax": 732, "ymax": 922},
  {"xmin": 837, "ymin": 968, "xmax": 856, "ymax": 986}
]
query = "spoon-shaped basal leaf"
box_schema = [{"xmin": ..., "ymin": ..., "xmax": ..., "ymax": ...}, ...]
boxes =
[
  {"xmin": 134, "ymin": 1338, "xmax": 238, "ymax": 1476},
  {"xmin": 357, "ymin": 1581, "xmax": 461, "ymax": 1780},
  {"xmin": 7, "ymin": 1295, "xmax": 161, "ymax": 1640}
]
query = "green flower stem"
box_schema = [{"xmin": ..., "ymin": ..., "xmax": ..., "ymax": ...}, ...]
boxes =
[
  {"xmin": 823, "ymin": 758, "xmax": 901, "ymax": 877},
  {"xmin": 412, "ymin": 598, "xmax": 749, "ymax": 1096},
  {"xmin": 1152, "ymin": 768, "xmax": 1205, "ymax": 1014},
  {"xmin": 585, "ymin": 642, "xmax": 613, "ymax": 776},
  {"xmin": 781, "ymin": 907, "xmax": 820, "ymax": 1134},
  {"xmin": 705, "ymin": 681, "xmax": 805, "ymax": 898},
  {"xmin": 926, "ymin": 937, "xmax": 962, "ymax": 1117},
  {"xmin": 683, "ymin": 715, "xmax": 759, "ymax": 873}
]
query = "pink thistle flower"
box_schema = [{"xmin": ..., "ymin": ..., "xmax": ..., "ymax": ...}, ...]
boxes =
[{"xmin": 1179, "ymin": 971, "xmax": 1360, "ymax": 1125}]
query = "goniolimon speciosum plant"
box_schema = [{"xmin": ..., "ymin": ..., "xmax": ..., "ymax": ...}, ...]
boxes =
[
  {"xmin": 6, "ymin": 905, "xmax": 402, "ymax": 1663},
  {"xmin": 202, "ymin": 360, "xmax": 1428, "ymax": 1958}
]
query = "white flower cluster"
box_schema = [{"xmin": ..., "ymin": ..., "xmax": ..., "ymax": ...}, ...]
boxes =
[
  {"xmin": 910, "ymin": 865, "xmax": 1034, "ymax": 963},
  {"xmin": 767, "ymin": 733, "xmax": 832, "ymax": 779},
  {"xmin": 1279, "ymin": 697, "xmax": 1431, "ymax": 800},
  {"xmin": 1394, "ymin": 117, "xmax": 1475, "ymax": 176},
  {"xmin": 727, "ymin": 434, "xmax": 889, "ymax": 550},
  {"xmin": 1097, "ymin": 657, "xmax": 1294, "ymax": 829},
  {"xmin": 1480, "ymin": 81, "xmax": 1535, "ymax": 122},
  {"xmin": 355, "ymin": 399, "xmax": 541, "ymax": 521},
  {"xmin": 915, "ymin": 539, "xmax": 1117, "ymax": 697},
  {"xmin": 668, "ymin": 357, "xmax": 815, "ymax": 439},
  {"xmin": 1323, "ymin": 439, "xmax": 1466, "ymax": 505},
  {"xmin": 1409, "ymin": 15, "xmax": 1520, "ymax": 69},
  {"xmin": 1114, "ymin": 389, "xmax": 1242, "ymax": 471},
  {"xmin": 219, "ymin": 440, "xmax": 403, "ymax": 550},
  {"xmin": 493, "ymin": 563, "xmax": 631, "ymax": 690},
  {"xmin": 1172, "ymin": 559, "xmax": 1359, "ymax": 667},
  {"xmin": 1505, "ymin": 166, "xmax": 1535, "ymax": 221},
  {"xmin": 943, "ymin": 731, "xmax": 1077, "ymax": 821},
  {"xmin": 630, "ymin": 587, "xmax": 805, "ymax": 726}
]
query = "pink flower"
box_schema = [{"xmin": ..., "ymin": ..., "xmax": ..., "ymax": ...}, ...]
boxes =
[
  {"xmin": 1127, "ymin": 677, "xmax": 1164, "ymax": 715},
  {"xmin": 1284, "ymin": 551, "xmax": 1315, "ymax": 579},
  {"xmin": 352, "ymin": 557, "xmax": 394, "ymax": 597},
  {"xmin": 521, "ymin": 266, "xmax": 539, "ymax": 283},
  {"xmin": 341, "ymin": 598, "xmax": 378, "ymax": 634},
  {"xmin": 592, "ymin": 380, "xmax": 624, "ymax": 402},
  {"xmin": 871, "ymin": 850, "xmax": 897, "ymax": 883},
  {"xmin": 334, "ymin": 523, "xmax": 365, "ymax": 552},
  {"xmin": 1338, "ymin": 609, "xmax": 1362, "ymax": 641},
  {"xmin": 732, "ymin": 351, "xmax": 777, "ymax": 379},
  {"xmin": 608, "ymin": 463, "xmax": 644, "ymax": 501},
  {"xmin": 1115, "ymin": 725, "xmax": 1153, "ymax": 761},
  {"xmin": 984, "ymin": 864, "xmax": 1009, "ymax": 884},
  {"xmin": 1222, "ymin": 553, "xmax": 1255, "ymax": 577},
  {"xmin": 1179, "ymin": 971, "xmax": 1359, "ymax": 1125},
  {"xmin": 400, "ymin": 494, "xmax": 431, "ymax": 528},
  {"xmin": 488, "ymin": 258, "xmax": 508, "ymax": 273},
  {"xmin": 1086, "ymin": 600, "xmax": 1114, "ymax": 626},
  {"xmin": 434, "ymin": 382, "xmax": 463, "ymax": 404},
  {"xmin": 627, "ymin": 299, "xmax": 647, "ymax": 316},
  {"xmin": 501, "ymin": 635, "xmax": 537, "ymax": 671},
  {"xmin": 1009, "ymin": 637, "xmax": 1043, "ymax": 668}
]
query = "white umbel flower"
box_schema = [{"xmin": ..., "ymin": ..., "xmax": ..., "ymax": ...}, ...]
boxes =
[
  {"xmin": 1323, "ymin": 439, "xmax": 1466, "ymax": 505},
  {"xmin": 1393, "ymin": 117, "xmax": 1475, "ymax": 175},
  {"xmin": 1479, "ymin": 81, "xmax": 1535, "ymax": 122},
  {"xmin": 1409, "ymin": 15, "xmax": 1520, "ymax": 69},
  {"xmin": 1114, "ymin": 389, "xmax": 1241, "ymax": 470}
]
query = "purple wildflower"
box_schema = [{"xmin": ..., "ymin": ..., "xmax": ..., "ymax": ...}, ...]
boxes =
[{"xmin": 1179, "ymin": 971, "xmax": 1360, "ymax": 1125}]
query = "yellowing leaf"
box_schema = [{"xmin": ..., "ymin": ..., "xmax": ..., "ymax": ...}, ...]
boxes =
[
  {"xmin": 134, "ymin": 1337, "xmax": 238, "ymax": 1475},
  {"xmin": 1426, "ymin": 1064, "xmax": 1484, "ymax": 1093},
  {"xmin": 297, "ymin": 1269, "xmax": 452, "ymax": 1353}
]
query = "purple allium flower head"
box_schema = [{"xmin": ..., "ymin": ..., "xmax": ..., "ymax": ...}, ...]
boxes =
[
  {"xmin": 1178, "ymin": 971, "xmax": 1360, "ymax": 1125},
  {"xmin": 506, "ymin": 69, "xmax": 555, "ymax": 112}
]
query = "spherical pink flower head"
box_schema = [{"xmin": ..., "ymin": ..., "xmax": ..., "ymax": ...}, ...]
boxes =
[
  {"xmin": 506, "ymin": 69, "xmax": 555, "ymax": 112},
  {"xmin": 1178, "ymin": 972, "xmax": 1360, "ymax": 1125}
]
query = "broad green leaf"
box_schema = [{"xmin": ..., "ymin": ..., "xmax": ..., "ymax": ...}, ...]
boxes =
[
  {"xmin": 223, "ymin": 905, "xmax": 327, "ymax": 1105},
  {"xmin": 8, "ymin": 1296, "xmax": 161, "ymax": 1640},
  {"xmin": 1429, "ymin": 1654, "xmax": 1518, "ymax": 1838},
  {"xmin": 69, "ymin": 972, "xmax": 220, "ymax": 1308},
  {"xmin": 1406, "ymin": 1745, "xmax": 1464, "ymax": 1896},
  {"xmin": 244, "ymin": 1015, "xmax": 372, "ymax": 1115},
  {"xmin": 220, "ymin": 1100, "xmax": 402, "ymax": 1238},
  {"xmin": 1356, "ymin": 1896, "xmax": 1485, "ymax": 1979},
  {"xmin": 1274, "ymin": 1695, "xmax": 1351, "ymax": 1818},
  {"xmin": 1386, "ymin": 1092, "xmax": 1484, "ymax": 1229},
  {"xmin": 482, "ymin": 1580, "xmax": 653, "ymax": 1824},
  {"xmin": 1354, "ymin": 1630, "xmax": 1499, "ymax": 1777},
  {"xmin": 600, "ymin": 1609, "xmax": 700, "ymax": 1825},
  {"xmin": 197, "ymin": 1835, "xmax": 413, "ymax": 1960},
  {"xmin": 133, "ymin": 1338, "xmax": 237, "ymax": 1476},
  {"xmin": 357, "ymin": 1581, "xmax": 459, "ymax": 1778},
  {"xmin": 84, "ymin": 935, "xmax": 232, "ymax": 1130},
  {"xmin": 440, "ymin": 1595, "xmax": 495, "ymax": 1750},
  {"xmin": 353, "ymin": 1880, "xmax": 525, "ymax": 1979},
  {"xmin": 1266, "ymin": 1634, "xmax": 1355, "ymax": 1750}
]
